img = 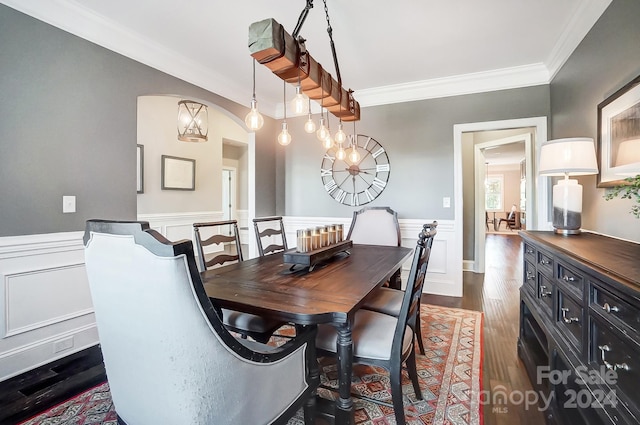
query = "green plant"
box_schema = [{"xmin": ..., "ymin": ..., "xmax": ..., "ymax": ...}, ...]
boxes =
[{"xmin": 603, "ymin": 174, "xmax": 640, "ymax": 218}]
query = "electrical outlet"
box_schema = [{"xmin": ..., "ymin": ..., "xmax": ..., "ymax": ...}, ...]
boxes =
[
  {"xmin": 53, "ymin": 336, "xmax": 74, "ymax": 353},
  {"xmin": 443, "ymin": 197, "xmax": 451, "ymax": 208}
]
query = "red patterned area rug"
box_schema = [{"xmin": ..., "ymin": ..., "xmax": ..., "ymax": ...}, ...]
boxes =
[{"xmin": 19, "ymin": 304, "xmax": 483, "ymax": 425}]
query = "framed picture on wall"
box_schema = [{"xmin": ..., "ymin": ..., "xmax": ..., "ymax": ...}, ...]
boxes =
[
  {"xmin": 161, "ymin": 155, "xmax": 196, "ymax": 190},
  {"xmin": 136, "ymin": 144, "xmax": 144, "ymax": 194},
  {"xmin": 597, "ymin": 74, "xmax": 640, "ymax": 187}
]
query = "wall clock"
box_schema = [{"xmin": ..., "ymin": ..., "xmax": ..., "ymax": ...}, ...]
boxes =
[{"xmin": 320, "ymin": 134, "xmax": 391, "ymax": 206}]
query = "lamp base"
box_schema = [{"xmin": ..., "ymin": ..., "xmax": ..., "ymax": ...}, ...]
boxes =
[{"xmin": 553, "ymin": 228, "xmax": 581, "ymax": 235}]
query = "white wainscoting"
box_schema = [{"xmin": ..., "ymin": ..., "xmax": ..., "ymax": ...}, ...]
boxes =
[
  {"xmin": 0, "ymin": 232, "xmax": 98, "ymax": 382},
  {"xmin": 0, "ymin": 212, "xmax": 459, "ymax": 381},
  {"xmin": 282, "ymin": 217, "xmax": 461, "ymax": 297}
]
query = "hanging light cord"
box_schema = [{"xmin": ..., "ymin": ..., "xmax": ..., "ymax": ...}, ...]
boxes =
[
  {"xmin": 251, "ymin": 59, "xmax": 257, "ymax": 100},
  {"xmin": 283, "ymin": 80, "xmax": 287, "ymax": 120}
]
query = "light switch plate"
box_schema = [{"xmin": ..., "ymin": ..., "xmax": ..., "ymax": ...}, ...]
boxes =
[
  {"xmin": 443, "ymin": 197, "xmax": 451, "ymax": 208},
  {"xmin": 63, "ymin": 195, "xmax": 76, "ymax": 213}
]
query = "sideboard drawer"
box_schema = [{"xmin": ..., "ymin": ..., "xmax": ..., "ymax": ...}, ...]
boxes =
[
  {"xmin": 557, "ymin": 261, "xmax": 584, "ymax": 298},
  {"xmin": 538, "ymin": 274, "xmax": 554, "ymax": 318},
  {"xmin": 558, "ymin": 289, "xmax": 583, "ymax": 353},
  {"xmin": 537, "ymin": 249, "xmax": 554, "ymax": 277},
  {"xmin": 523, "ymin": 242, "xmax": 536, "ymax": 263},
  {"xmin": 524, "ymin": 260, "xmax": 537, "ymax": 296},
  {"xmin": 591, "ymin": 319, "xmax": 640, "ymax": 415},
  {"xmin": 592, "ymin": 285, "xmax": 640, "ymax": 337}
]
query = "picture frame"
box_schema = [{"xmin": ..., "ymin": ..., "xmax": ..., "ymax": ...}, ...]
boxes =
[
  {"xmin": 136, "ymin": 144, "xmax": 144, "ymax": 194},
  {"xmin": 161, "ymin": 155, "xmax": 196, "ymax": 190},
  {"xmin": 597, "ymin": 74, "xmax": 640, "ymax": 188}
]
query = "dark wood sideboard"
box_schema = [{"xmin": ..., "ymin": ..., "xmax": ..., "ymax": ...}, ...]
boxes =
[{"xmin": 518, "ymin": 231, "xmax": 640, "ymax": 425}]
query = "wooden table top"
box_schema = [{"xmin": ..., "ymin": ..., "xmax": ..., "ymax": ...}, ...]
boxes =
[{"xmin": 202, "ymin": 244, "xmax": 413, "ymax": 326}]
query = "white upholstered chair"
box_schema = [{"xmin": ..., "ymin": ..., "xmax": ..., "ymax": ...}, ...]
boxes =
[
  {"xmin": 346, "ymin": 206, "xmax": 401, "ymax": 247},
  {"xmin": 84, "ymin": 220, "xmax": 318, "ymax": 425},
  {"xmin": 347, "ymin": 206, "xmax": 402, "ymax": 288},
  {"xmin": 315, "ymin": 227, "xmax": 433, "ymax": 425},
  {"xmin": 362, "ymin": 221, "xmax": 437, "ymax": 355}
]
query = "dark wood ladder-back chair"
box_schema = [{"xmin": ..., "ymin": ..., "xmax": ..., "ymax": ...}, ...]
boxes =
[
  {"xmin": 193, "ymin": 220, "xmax": 285, "ymax": 343},
  {"xmin": 362, "ymin": 221, "xmax": 438, "ymax": 355},
  {"xmin": 316, "ymin": 225, "xmax": 435, "ymax": 425},
  {"xmin": 346, "ymin": 206, "xmax": 402, "ymax": 288},
  {"xmin": 83, "ymin": 219, "xmax": 319, "ymax": 425},
  {"xmin": 193, "ymin": 220, "xmax": 243, "ymax": 271},
  {"xmin": 253, "ymin": 216, "xmax": 288, "ymax": 257}
]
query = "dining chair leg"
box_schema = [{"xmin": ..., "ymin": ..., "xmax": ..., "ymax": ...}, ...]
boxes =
[
  {"xmin": 406, "ymin": 348, "xmax": 423, "ymax": 400},
  {"xmin": 414, "ymin": 316, "xmax": 426, "ymax": 355},
  {"xmin": 390, "ymin": 361, "xmax": 407, "ymax": 425}
]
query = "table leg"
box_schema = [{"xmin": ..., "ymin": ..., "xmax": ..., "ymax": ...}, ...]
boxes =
[{"xmin": 335, "ymin": 322, "xmax": 355, "ymax": 425}]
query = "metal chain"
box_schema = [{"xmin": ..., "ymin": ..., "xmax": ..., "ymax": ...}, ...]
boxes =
[{"xmin": 322, "ymin": 0, "xmax": 342, "ymax": 85}]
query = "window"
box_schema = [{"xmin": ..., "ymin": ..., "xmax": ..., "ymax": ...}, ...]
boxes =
[{"xmin": 485, "ymin": 174, "xmax": 504, "ymax": 211}]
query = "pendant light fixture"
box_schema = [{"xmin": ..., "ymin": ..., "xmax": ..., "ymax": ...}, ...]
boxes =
[
  {"xmin": 177, "ymin": 100, "xmax": 208, "ymax": 142},
  {"xmin": 347, "ymin": 121, "xmax": 360, "ymax": 164},
  {"xmin": 244, "ymin": 59, "xmax": 264, "ymax": 131},
  {"xmin": 316, "ymin": 83, "xmax": 329, "ymax": 142},
  {"xmin": 322, "ymin": 109, "xmax": 336, "ymax": 150},
  {"xmin": 304, "ymin": 96, "xmax": 316, "ymax": 133},
  {"xmin": 291, "ymin": 71, "xmax": 309, "ymax": 115},
  {"xmin": 277, "ymin": 80, "xmax": 292, "ymax": 146},
  {"xmin": 334, "ymin": 102, "xmax": 347, "ymax": 144}
]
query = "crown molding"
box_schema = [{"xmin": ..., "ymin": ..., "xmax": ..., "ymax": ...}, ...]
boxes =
[
  {"xmin": 354, "ymin": 64, "xmax": 550, "ymax": 108},
  {"xmin": 545, "ymin": 0, "xmax": 613, "ymax": 80},
  {"xmin": 0, "ymin": 0, "xmax": 266, "ymax": 111},
  {"xmin": 2, "ymin": 0, "xmax": 611, "ymax": 115}
]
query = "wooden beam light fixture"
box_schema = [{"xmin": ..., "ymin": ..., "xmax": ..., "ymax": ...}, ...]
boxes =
[{"xmin": 247, "ymin": 1, "xmax": 360, "ymax": 123}]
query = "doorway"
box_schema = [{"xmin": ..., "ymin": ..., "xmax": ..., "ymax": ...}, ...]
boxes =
[
  {"xmin": 474, "ymin": 133, "xmax": 531, "ymax": 273},
  {"xmin": 453, "ymin": 117, "xmax": 549, "ymax": 276},
  {"xmin": 222, "ymin": 168, "xmax": 236, "ymax": 233}
]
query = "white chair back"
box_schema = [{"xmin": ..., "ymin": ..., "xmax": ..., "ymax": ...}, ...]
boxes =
[
  {"xmin": 84, "ymin": 221, "xmax": 312, "ymax": 425},
  {"xmin": 347, "ymin": 207, "xmax": 400, "ymax": 246}
]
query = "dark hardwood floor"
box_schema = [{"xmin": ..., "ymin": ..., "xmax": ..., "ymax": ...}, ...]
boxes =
[
  {"xmin": 423, "ymin": 233, "xmax": 545, "ymax": 425},
  {"xmin": 0, "ymin": 233, "xmax": 541, "ymax": 424}
]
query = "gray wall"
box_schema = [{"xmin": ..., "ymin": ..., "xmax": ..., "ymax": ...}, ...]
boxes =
[
  {"xmin": 549, "ymin": 0, "xmax": 640, "ymax": 242},
  {"xmin": 284, "ymin": 86, "xmax": 549, "ymax": 220},
  {"xmin": 0, "ymin": 5, "xmax": 280, "ymax": 237}
]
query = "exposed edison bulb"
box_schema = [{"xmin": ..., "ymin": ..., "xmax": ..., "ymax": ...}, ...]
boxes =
[
  {"xmin": 291, "ymin": 86, "xmax": 309, "ymax": 115},
  {"xmin": 304, "ymin": 114, "xmax": 317, "ymax": 133},
  {"xmin": 322, "ymin": 134, "xmax": 334, "ymax": 149},
  {"xmin": 348, "ymin": 144, "xmax": 361, "ymax": 164},
  {"xmin": 316, "ymin": 118, "xmax": 329, "ymax": 141},
  {"xmin": 334, "ymin": 123, "xmax": 347, "ymax": 144},
  {"xmin": 277, "ymin": 122, "xmax": 292, "ymax": 146},
  {"xmin": 336, "ymin": 144, "xmax": 347, "ymax": 161},
  {"xmin": 244, "ymin": 99, "xmax": 264, "ymax": 131}
]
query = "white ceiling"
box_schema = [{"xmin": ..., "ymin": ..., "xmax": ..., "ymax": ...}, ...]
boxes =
[{"xmin": 2, "ymin": 0, "xmax": 612, "ymax": 117}]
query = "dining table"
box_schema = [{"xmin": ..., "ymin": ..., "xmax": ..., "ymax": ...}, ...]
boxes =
[{"xmin": 202, "ymin": 243, "xmax": 413, "ymax": 425}]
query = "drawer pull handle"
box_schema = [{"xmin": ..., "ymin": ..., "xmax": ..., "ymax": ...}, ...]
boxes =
[
  {"xmin": 526, "ymin": 272, "xmax": 535, "ymax": 281},
  {"xmin": 561, "ymin": 307, "xmax": 579, "ymax": 324},
  {"xmin": 526, "ymin": 249, "xmax": 534, "ymax": 254},
  {"xmin": 602, "ymin": 303, "xmax": 620, "ymax": 314},
  {"xmin": 539, "ymin": 285, "xmax": 552, "ymax": 298},
  {"xmin": 598, "ymin": 345, "xmax": 630, "ymax": 372},
  {"xmin": 540, "ymin": 259, "xmax": 550, "ymax": 265},
  {"xmin": 562, "ymin": 275, "xmax": 576, "ymax": 282}
]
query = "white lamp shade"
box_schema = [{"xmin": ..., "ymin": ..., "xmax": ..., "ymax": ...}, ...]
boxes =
[{"xmin": 539, "ymin": 137, "xmax": 598, "ymax": 176}]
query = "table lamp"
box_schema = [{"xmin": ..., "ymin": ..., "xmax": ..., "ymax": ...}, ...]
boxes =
[{"xmin": 539, "ymin": 137, "xmax": 598, "ymax": 234}]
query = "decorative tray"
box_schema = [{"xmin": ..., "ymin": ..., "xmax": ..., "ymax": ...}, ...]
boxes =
[{"xmin": 283, "ymin": 240, "xmax": 353, "ymax": 271}]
